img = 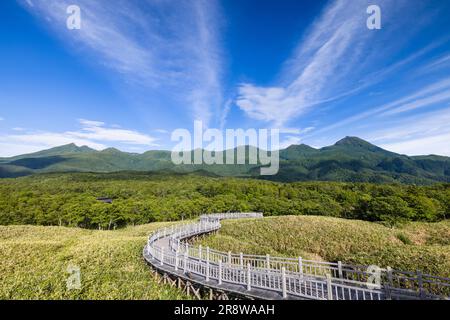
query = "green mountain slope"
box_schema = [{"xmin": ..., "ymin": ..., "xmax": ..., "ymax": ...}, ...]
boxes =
[{"xmin": 0, "ymin": 137, "xmax": 449, "ymax": 184}]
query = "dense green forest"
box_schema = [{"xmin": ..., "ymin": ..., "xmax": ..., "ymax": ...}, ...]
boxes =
[{"xmin": 0, "ymin": 172, "xmax": 448, "ymax": 229}]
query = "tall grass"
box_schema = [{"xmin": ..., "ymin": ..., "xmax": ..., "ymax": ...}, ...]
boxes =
[{"xmin": 0, "ymin": 223, "xmax": 188, "ymax": 299}]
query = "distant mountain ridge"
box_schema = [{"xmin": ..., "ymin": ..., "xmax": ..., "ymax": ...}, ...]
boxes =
[{"xmin": 1, "ymin": 137, "xmax": 449, "ymax": 184}]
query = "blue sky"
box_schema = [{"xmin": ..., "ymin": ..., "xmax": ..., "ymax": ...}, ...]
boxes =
[{"xmin": 1, "ymin": 0, "xmax": 450, "ymax": 156}]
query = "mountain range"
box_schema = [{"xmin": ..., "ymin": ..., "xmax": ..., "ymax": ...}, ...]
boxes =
[{"xmin": 1, "ymin": 137, "xmax": 449, "ymax": 184}]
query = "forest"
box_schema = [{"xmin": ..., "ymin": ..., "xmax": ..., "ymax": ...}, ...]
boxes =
[{"xmin": 0, "ymin": 172, "xmax": 448, "ymax": 229}]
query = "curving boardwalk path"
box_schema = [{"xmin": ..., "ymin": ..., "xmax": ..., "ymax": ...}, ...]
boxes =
[{"xmin": 143, "ymin": 213, "xmax": 449, "ymax": 300}]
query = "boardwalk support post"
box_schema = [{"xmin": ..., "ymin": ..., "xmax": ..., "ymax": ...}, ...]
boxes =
[
  {"xmin": 247, "ymin": 263, "xmax": 251, "ymax": 291},
  {"xmin": 327, "ymin": 274, "xmax": 333, "ymax": 300},
  {"xmin": 282, "ymin": 267, "xmax": 287, "ymax": 298}
]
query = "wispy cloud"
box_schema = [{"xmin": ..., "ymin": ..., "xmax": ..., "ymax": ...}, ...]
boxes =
[
  {"xmin": 19, "ymin": 0, "xmax": 224, "ymax": 125},
  {"xmin": 70, "ymin": 119, "xmax": 158, "ymax": 145},
  {"xmin": 313, "ymin": 77, "xmax": 450, "ymax": 135},
  {"xmin": 235, "ymin": 0, "xmax": 432, "ymax": 126},
  {"xmin": 0, "ymin": 119, "xmax": 158, "ymax": 157},
  {"xmin": 380, "ymin": 87, "xmax": 450, "ymax": 116},
  {"xmin": 369, "ymin": 107, "xmax": 450, "ymax": 156}
]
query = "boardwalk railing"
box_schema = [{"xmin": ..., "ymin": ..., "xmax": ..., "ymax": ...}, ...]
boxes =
[{"xmin": 144, "ymin": 213, "xmax": 450, "ymax": 300}]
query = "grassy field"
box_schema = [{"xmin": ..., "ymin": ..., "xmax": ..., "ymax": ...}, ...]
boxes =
[
  {"xmin": 1, "ymin": 216, "xmax": 449, "ymax": 300},
  {"xmin": 0, "ymin": 222, "xmax": 188, "ymax": 299},
  {"xmin": 195, "ymin": 216, "xmax": 450, "ymax": 278}
]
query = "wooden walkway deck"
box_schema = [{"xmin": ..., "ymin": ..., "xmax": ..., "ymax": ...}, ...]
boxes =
[{"xmin": 143, "ymin": 213, "xmax": 450, "ymax": 300}]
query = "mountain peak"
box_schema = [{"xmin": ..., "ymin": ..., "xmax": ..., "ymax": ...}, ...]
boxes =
[
  {"xmin": 286, "ymin": 144, "xmax": 317, "ymax": 151},
  {"xmin": 36, "ymin": 143, "xmax": 95, "ymax": 154},
  {"xmin": 334, "ymin": 136, "xmax": 374, "ymax": 147},
  {"xmin": 101, "ymin": 147, "xmax": 122, "ymax": 154}
]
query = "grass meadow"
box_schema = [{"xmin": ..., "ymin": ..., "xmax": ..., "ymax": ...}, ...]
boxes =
[
  {"xmin": 1, "ymin": 215, "xmax": 449, "ymax": 299},
  {"xmin": 0, "ymin": 222, "xmax": 188, "ymax": 299}
]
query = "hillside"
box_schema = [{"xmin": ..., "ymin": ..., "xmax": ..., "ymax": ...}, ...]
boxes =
[
  {"xmin": 0, "ymin": 222, "xmax": 188, "ymax": 299},
  {"xmin": 195, "ymin": 215, "xmax": 450, "ymax": 279},
  {"xmin": 0, "ymin": 137, "xmax": 450, "ymax": 184}
]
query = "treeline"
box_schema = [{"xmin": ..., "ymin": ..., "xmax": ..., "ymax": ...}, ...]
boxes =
[{"xmin": 0, "ymin": 172, "xmax": 448, "ymax": 229}]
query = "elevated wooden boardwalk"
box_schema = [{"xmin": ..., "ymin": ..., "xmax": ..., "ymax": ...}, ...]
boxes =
[{"xmin": 143, "ymin": 213, "xmax": 450, "ymax": 300}]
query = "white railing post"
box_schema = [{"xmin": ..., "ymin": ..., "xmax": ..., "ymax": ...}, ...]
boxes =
[
  {"xmin": 219, "ymin": 260, "xmax": 223, "ymax": 285},
  {"xmin": 327, "ymin": 274, "xmax": 333, "ymax": 300},
  {"xmin": 247, "ymin": 263, "xmax": 252, "ymax": 291},
  {"xmin": 266, "ymin": 254, "xmax": 270, "ymax": 270},
  {"xmin": 240, "ymin": 252, "xmax": 244, "ymax": 268},
  {"xmin": 298, "ymin": 257, "xmax": 303, "ymax": 279},
  {"xmin": 282, "ymin": 267, "xmax": 287, "ymax": 298},
  {"xmin": 183, "ymin": 251, "xmax": 188, "ymax": 273},
  {"xmin": 160, "ymin": 248, "xmax": 164, "ymax": 266},
  {"xmin": 385, "ymin": 267, "xmax": 393, "ymax": 300},
  {"xmin": 175, "ymin": 250, "xmax": 179, "ymax": 271},
  {"xmin": 228, "ymin": 251, "xmax": 232, "ymax": 265},
  {"xmin": 338, "ymin": 261, "xmax": 343, "ymax": 279},
  {"xmin": 206, "ymin": 247, "xmax": 210, "ymax": 282}
]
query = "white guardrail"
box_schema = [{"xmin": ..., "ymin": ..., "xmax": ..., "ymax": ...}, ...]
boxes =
[{"xmin": 143, "ymin": 213, "xmax": 450, "ymax": 300}]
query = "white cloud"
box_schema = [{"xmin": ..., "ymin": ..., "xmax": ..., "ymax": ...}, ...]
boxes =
[
  {"xmin": 219, "ymin": 99, "xmax": 233, "ymax": 130},
  {"xmin": 279, "ymin": 135, "xmax": 303, "ymax": 150},
  {"xmin": 235, "ymin": 1, "xmax": 373, "ymax": 125},
  {"xmin": 78, "ymin": 119, "xmax": 105, "ymax": 127},
  {"xmin": 380, "ymin": 90, "xmax": 450, "ymax": 116},
  {"xmin": 235, "ymin": 0, "xmax": 433, "ymax": 126},
  {"xmin": 381, "ymin": 133, "xmax": 450, "ymax": 156},
  {"xmin": 313, "ymin": 77, "xmax": 450, "ymax": 135},
  {"xmin": 19, "ymin": 0, "xmax": 224, "ymax": 126},
  {"xmin": 68, "ymin": 119, "xmax": 157, "ymax": 145},
  {"xmin": 0, "ymin": 119, "xmax": 158, "ymax": 157}
]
